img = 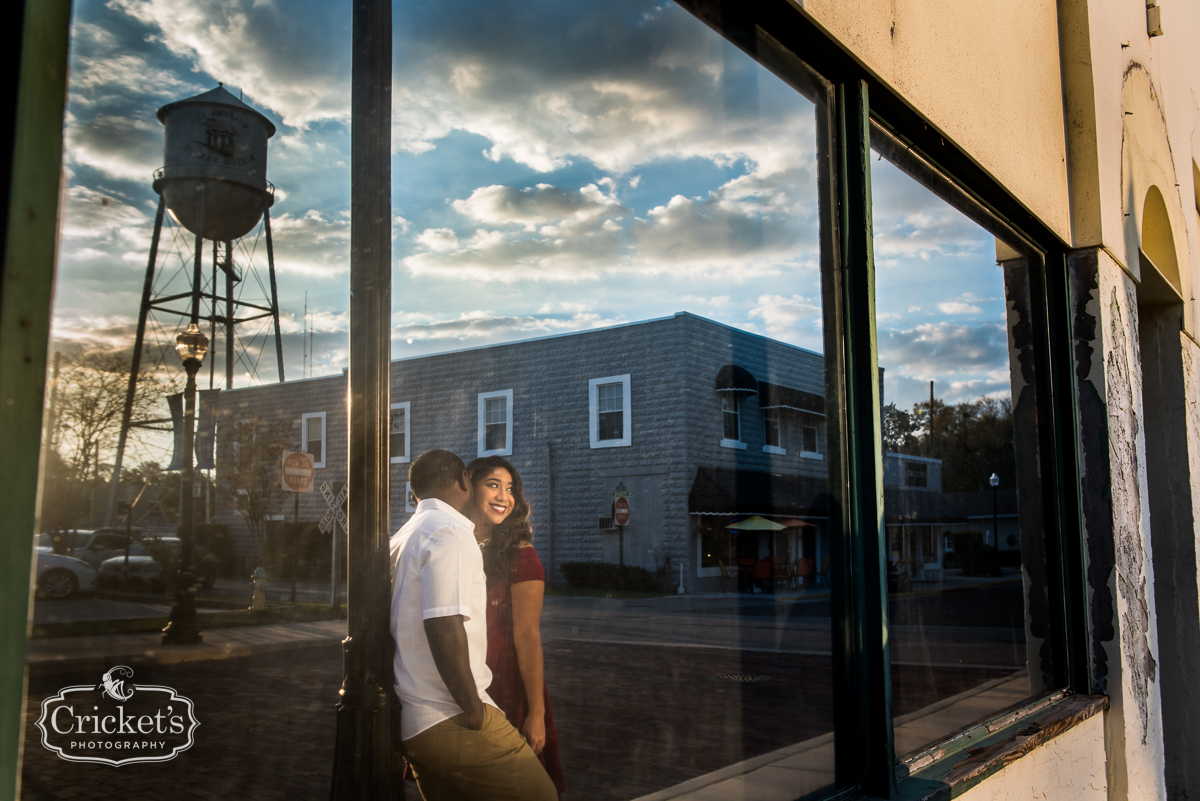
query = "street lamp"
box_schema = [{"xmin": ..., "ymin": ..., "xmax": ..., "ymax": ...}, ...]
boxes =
[
  {"xmin": 162, "ymin": 322, "xmax": 208, "ymax": 645},
  {"xmin": 989, "ymin": 473, "xmax": 1000, "ymax": 548}
]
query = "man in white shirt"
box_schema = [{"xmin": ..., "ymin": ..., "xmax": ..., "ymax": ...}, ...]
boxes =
[{"xmin": 391, "ymin": 449, "xmax": 557, "ymax": 801}]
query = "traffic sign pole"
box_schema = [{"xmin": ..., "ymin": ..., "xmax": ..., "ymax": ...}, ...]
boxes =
[
  {"xmin": 612, "ymin": 497, "xmax": 630, "ymax": 570},
  {"xmin": 291, "ymin": 490, "xmax": 301, "ymax": 604}
]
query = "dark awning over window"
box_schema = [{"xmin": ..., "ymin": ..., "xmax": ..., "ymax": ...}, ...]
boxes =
[
  {"xmin": 757, "ymin": 381, "xmax": 825, "ymax": 415},
  {"xmin": 884, "ymin": 488, "xmax": 968, "ymax": 524},
  {"xmin": 689, "ymin": 466, "xmax": 829, "ymax": 518},
  {"xmin": 714, "ymin": 364, "xmax": 758, "ymax": 393}
]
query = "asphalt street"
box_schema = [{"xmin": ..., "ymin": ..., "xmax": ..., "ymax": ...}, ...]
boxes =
[{"xmin": 22, "ymin": 577, "xmax": 1028, "ymax": 801}]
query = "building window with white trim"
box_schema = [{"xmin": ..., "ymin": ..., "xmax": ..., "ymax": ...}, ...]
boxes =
[
  {"xmin": 763, "ymin": 415, "xmax": 785, "ymax": 454},
  {"xmin": 800, "ymin": 424, "xmax": 821, "ymax": 458},
  {"xmin": 589, "ymin": 374, "xmax": 631, "ymax": 448},
  {"xmin": 720, "ymin": 395, "xmax": 745, "ymax": 449},
  {"xmin": 390, "ymin": 402, "xmax": 410, "ymax": 463},
  {"xmin": 477, "ymin": 389, "xmax": 513, "ymax": 456},
  {"xmin": 301, "ymin": 412, "xmax": 326, "ymax": 468}
]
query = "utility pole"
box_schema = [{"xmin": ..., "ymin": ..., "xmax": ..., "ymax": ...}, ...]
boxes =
[{"xmin": 928, "ymin": 380, "xmax": 934, "ymax": 459}]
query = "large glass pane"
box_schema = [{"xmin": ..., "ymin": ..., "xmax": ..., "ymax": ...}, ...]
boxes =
[
  {"xmin": 870, "ymin": 134, "xmax": 1058, "ymax": 762},
  {"xmin": 25, "ymin": 2, "xmax": 847, "ymax": 801}
]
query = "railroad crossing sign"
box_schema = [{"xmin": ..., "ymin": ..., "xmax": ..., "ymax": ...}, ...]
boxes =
[
  {"xmin": 319, "ymin": 481, "xmax": 348, "ymax": 534},
  {"xmin": 281, "ymin": 451, "xmax": 315, "ymax": 492},
  {"xmin": 609, "ymin": 482, "xmax": 634, "ymax": 498},
  {"xmin": 613, "ymin": 496, "xmax": 630, "ymax": 526}
]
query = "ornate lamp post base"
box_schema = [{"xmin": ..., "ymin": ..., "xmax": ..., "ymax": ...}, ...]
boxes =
[{"xmin": 162, "ymin": 572, "xmax": 203, "ymax": 645}]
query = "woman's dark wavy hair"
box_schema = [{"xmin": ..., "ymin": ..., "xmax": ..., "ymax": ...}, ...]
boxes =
[{"xmin": 465, "ymin": 456, "xmax": 533, "ymax": 587}]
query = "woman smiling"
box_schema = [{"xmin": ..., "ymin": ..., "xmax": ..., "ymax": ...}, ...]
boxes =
[{"xmin": 466, "ymin": 456, "xmax": 566, "ymax": 796}]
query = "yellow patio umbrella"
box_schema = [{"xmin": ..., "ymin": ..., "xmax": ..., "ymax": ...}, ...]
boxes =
[{"xmin": 724, "ymin": 515, "xmax": 786, "ymax": 530}]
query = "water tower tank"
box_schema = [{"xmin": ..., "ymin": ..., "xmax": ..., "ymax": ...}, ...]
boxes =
[{"xmin": 153, "ymin": 85, "xmax": 277, "ymax": 242}]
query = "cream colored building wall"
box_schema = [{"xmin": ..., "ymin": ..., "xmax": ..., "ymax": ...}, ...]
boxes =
[
  {"xmin": 955, "ymin": 713, "xmax": 1107, "ymax": 801},
  {"xmin": 793, "ymin": 0, "xmax": 1071, "ymax": 242},
  {"xmin": 1064, "ymin": 0, "xmax": 1200, "ymax": 333}
]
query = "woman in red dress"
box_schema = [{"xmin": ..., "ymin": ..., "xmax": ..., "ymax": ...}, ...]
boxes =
[{"xmin": 466, "ymin": 456, "xmax": 566, "ymax": 796}]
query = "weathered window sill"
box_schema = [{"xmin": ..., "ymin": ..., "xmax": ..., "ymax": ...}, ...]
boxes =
[{"xmin": 893, "ymin": 693, "xmax": 1108, "ymax": 800}]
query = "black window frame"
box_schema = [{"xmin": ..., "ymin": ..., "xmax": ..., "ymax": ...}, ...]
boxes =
[{"xmin": 676, "ymin": 1, "xmax": 1089, "ymax": 797}]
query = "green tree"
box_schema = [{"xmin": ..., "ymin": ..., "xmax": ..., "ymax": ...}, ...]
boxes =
[
  {"xmin": 885, "ymin": 396, "xmax": 1016, "ymax": 492},
  {"xmin": 215, "ymin": 415, "xmax": 293, "ymax": 565},
  {"xmin": 40, "ymin": 348, "xmax": 171, "ymax": 530}
]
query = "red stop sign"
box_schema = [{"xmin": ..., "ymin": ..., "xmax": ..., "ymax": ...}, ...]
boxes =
[{"xmin": 613, "ymin": 496, "xmax": 630, "ymax": 526}]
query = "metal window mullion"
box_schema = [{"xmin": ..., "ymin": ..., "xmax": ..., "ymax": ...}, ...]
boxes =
[
  {"xmin": 834, "ymin": 78, "xmax": 895, "ymax": 797},
  {"xmin": 1031, "ymin": 251, "xmax": 1092, "ymax": 693}
]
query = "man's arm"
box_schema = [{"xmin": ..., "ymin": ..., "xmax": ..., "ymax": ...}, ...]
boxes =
[{"xmin": 423, "ymin": 614, "xmax": 486, "ymax": 730}]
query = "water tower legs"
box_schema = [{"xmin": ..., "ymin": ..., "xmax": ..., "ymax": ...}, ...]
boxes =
[
  {"xmin": 104, "ymin": 197, "xmax": 166, "ymax": 526},
  {"xmin": 190, "ymin": 188, "xmax": 205, "ymax": 323},
  {"xmin": 265, "ymin": 209, "xmax": 285, "ymax": 383},
  {"xmin": 103, "ymin": 196, "xmax": 287, "ymax": 527},
  {"xmin": 226, "ymin": 241, "xmax": 235, "ymax": 389}
]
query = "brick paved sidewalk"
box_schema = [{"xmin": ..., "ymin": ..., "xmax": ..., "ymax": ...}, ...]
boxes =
[{"xmin": 26, "ymin": 618, "xmax": 346, "ymax": 677}]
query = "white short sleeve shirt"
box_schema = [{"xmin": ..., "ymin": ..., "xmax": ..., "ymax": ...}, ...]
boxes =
[{"xmin": 390, "ymin": 498, "xmax": 494, "ymax": 741}]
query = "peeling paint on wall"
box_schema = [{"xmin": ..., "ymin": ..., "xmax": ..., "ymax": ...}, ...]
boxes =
[
  {"xmin": 1105, "ymin": 285, "xmax": 1158, "ymax": 745},
  {"xmin": 1070, "ymin": 250, "xmax": 1116, "ymax": 695}
]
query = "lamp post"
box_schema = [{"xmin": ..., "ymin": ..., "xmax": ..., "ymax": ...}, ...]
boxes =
[
  {"xmin": 988, "ymin": 472, "xmax": 1000, "ymax": 548},
  {"xmin": 162, "ymin": 322, "xmax": 208, "ymax": 645}
]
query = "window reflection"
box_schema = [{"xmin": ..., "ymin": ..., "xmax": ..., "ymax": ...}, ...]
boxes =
[
  {"xmin": 30, "ymin": 1, "xmax": 843, "ymax": 800},
  {"xmin": 871, "ymin": 151, "xmax": 1054, "ymax": 760}
]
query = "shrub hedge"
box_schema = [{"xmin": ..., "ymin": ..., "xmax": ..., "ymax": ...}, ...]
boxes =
[{"xmin": 559, "ymin": 561, "xmax": 659, "ymax": 592}]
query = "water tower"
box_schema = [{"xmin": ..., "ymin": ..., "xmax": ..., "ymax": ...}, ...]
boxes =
[{"xmin": 105, "ymin": 85, "xmax": 288, "ymax": 525}]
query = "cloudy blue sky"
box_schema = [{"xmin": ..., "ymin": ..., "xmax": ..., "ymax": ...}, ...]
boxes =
[{"xmin": 54, "ymin": 0, "xmax": 1009, "ymax": 428}]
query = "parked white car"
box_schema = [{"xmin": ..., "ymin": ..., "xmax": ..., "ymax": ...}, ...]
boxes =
[
  {"xmin": 35, "ymin": 552, "xmax": 98, "ymax": 600},
  {"xmin": 35, "ymin": 530, "xmax": 131, "ymax": 569},
  {"xmin": 98, "ymin": 538, "xmax": 217, "ymax": 591}
]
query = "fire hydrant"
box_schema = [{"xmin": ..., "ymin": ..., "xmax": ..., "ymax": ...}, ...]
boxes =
[{"xmin": 250, "ymin": 567, "xmax": 269, "ymax": 611}]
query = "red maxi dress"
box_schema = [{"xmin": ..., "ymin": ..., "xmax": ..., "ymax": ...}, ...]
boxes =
[{"xmin": 486, "ymin": 545, "xmax": 566, "ymax": 795}]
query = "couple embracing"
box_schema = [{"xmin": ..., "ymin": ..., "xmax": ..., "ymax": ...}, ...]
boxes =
[{"xmin": 390, "ymin": 449, "xmax": 566, "ymax": 801}]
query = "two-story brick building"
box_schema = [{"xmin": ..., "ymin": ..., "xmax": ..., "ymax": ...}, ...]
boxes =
[{"xmin": 214, "ymin": 311, "xmax": 840, "ymax": 590}]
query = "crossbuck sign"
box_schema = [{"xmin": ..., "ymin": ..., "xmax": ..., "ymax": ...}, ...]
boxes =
[{"xmin": 319, "ymin": 481, "xmax": 348, "ymax": 535}]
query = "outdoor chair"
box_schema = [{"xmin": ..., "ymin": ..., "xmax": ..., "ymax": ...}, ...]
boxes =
[
  {"xmin": 716, "ymin": 558, "xmax": 735, "ymax": 592},
  {"xmin": 738, "ymin": 557, "xmax": 755, "ymax": 592},
  {"xmin": 753, "ymin": 558, "xmax": 773, "ymax": 594},
  {"xmin": 816, "ymin": 557, "xmax": 831, "ymax": 587},
  {"xmin": 796, "ymin": 557, "xmax": 815, "ymax": 589},
  {"xmin": 771, "ymin": 556, "xmax": 789, "ymax": 588}
]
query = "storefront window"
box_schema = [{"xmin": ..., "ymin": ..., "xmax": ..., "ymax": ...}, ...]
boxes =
[
  {"xmin": 24, "ymin": 1, "xmax": 845, "ymax": 799},
  {"xmin": 16, "ymin": 2, "xmax": 1085, "ymax": 799},
  {"xmin": 871, "ymin": 139, "xmax": 1058, "ymax": 761}
]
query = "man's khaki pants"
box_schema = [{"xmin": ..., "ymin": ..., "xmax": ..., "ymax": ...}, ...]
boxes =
[{"xmin": 403, "ymin": 705, "xmax": 557, "ymax": 801}]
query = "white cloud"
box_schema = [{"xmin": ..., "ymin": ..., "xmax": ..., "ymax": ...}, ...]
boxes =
[
  {"xmin": 390, "ymin": 2, "xmax": 817, "ymax": 176},
  {"xmin": 749, "ymin": 294, "xmax": 822, "ymax": 340},
  {"xmin": 265, "ymin": 210, "xmax": 351, "ymax": 275},
  {"xmin": 938, "ymin": 301, "xmax": 983, "ymax": 314},
  {"xmin": 878, "ymin": 321, "xmax": 1007, "ymax": 377},
  {"xmin": 452, "ymin": 183, "xmax": 626, "ymax": 232},
  {"xmin": 390, "ymin": 309, "xmax": 624, "ymax": 347},
  {"xmin": 109, "ymin": 0, "xmax": 352, "ymax": 129}
]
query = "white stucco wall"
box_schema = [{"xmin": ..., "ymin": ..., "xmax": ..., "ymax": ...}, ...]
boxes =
[
  {"xmin": 955, "ymin": 713, "xmax": 1107, "ymax": 801},
  {"xmin": 795, "ymin": 0, "xmax": 1071, "ymax": 242},
  {"xmin": 1096, "ymin": 249, "xmax": 1167, "ymax": 800}
]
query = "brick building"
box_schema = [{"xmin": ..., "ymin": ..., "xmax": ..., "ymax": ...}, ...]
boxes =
[{"xmin": 215, "ymin": 312, "xmax": 840, "ymax": 590}]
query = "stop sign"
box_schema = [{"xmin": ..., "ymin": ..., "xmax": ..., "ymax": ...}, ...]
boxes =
[
  {"xmin": 281, "ymin": 451, "xmax": 315, "ymax": 492},
  {"xmin": 613, "ymin": 496, "xmax": 630, "ymax": 526}
]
